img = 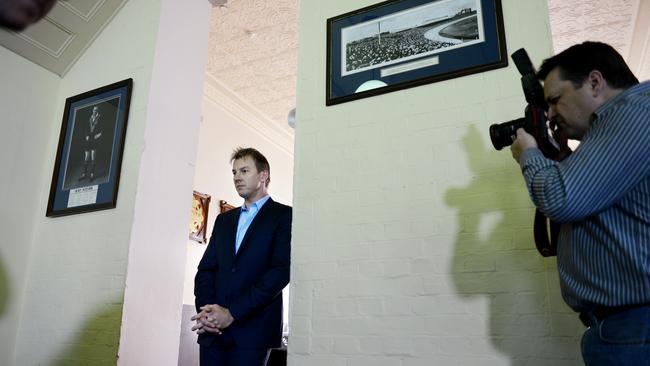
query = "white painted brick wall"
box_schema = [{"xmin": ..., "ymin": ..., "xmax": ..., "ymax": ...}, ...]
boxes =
[{"xmin": 290, "ymin": 0, "xmax": 585, "ymax": 364}]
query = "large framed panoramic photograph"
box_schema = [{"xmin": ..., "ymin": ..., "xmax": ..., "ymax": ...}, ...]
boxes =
[
  {"xmin": 46, "ymin": 79, "xmax": 133, "ymax": 217},
  {"xmin": 326, "ymin": 0, "xmax": 507, "ymax": 105}
]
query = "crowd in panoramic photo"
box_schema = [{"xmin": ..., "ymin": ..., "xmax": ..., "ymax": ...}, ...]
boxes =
[{"xmin": 345, "ymin": 8, "xmax": 478, "ymax": 72}]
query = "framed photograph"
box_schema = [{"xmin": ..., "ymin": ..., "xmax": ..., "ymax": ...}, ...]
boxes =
[
  {"xmin": 190, "ymin": 191, "xmax": 211, "ymax": 243},
  {"xmin": 326, "ymin": 0, "xmax": 507, "ymax": 105},
  {"xmin": 46, "ymin": 79, "xmax": 133, "ymax": 217},
  {"xmin": 219, "ymin": 200, "xmax": 236, "ymax": 214}
]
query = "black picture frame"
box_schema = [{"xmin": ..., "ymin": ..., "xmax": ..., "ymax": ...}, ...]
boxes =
[
  {"xmin": 326, "ymin": 0, "xmax": 507, "ymax": 105},
  {"xmin": 46, "ymin": 79, "xmax": 133, "ymax": 217}
]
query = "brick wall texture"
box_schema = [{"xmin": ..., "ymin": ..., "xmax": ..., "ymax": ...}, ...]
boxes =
[{"xmin": 289, "ymin": 0, "xmax": 585, "ymax": 364}]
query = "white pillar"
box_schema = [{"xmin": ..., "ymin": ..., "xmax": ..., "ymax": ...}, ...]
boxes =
[{"xmin": 118, "ymin": 0, "xmax": 211, "ymax": 364}]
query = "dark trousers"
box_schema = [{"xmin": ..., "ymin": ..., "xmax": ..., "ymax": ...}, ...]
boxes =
[
  {"xmin": 580, "ymin": 305, "xmax": 650, "ymax": 365},
  {"xmin": 200, "ymin": 346, "xmax": 271, "ymax": 366}
]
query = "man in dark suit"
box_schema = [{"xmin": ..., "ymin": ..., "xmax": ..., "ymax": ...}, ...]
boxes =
[{"xmin": 192, "ymin": 147, "xmax": 291, "ymax": 366}]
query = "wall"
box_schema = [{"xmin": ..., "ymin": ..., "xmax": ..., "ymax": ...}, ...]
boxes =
[
  {"xmin": 0, "ymin": 46, "xmax": 60, "ymax": 366},
  {"xmin": 290, "ymin": 1, "xmax": 583, "ymax": 365},
  {"xmin": 10, "ymin": 1, "xmax": 162, "ymax": 364},
  {"xmin": 7, "ymin": 0, "xmax": 211, "ymax": 364},
  {"xmin": 117, "ymin": 0, "xmax": 211, "ymax": 364}
]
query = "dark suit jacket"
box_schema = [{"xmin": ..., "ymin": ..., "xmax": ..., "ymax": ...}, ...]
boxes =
[{"xmin": 194, "ymin": 198, "xmax": 291, "ymax": 350}]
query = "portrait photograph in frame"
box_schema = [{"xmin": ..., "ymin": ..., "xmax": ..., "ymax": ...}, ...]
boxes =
[
  {"xmin": 326, "ymin": 0, "xmax": 507, "ymax": 105},
  {"xmin": 46, "ymin": 79, "xmax": 133, "ymax": 217}
]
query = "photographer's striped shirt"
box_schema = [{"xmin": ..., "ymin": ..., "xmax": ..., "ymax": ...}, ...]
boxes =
[{"xmin": 519, "ymin": 81, "xmax": 650, "ymax": 312}]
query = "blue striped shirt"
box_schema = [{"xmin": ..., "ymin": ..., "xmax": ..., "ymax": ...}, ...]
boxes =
[{"xmin": 519, "ymin": 80, "xmax": 650, "ymax": 312}]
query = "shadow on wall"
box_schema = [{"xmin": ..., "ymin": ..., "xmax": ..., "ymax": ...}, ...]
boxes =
[
  {"xmin": 53, "ymin": 302, "xmax": 123, "ymax": 366},
  {"xmin": 446, "ymin": 124, "xmax": 581, "ymax": 365},
  {"xmin": 0, "ymin": 255, "xmax": 8, "ymax": 317}
]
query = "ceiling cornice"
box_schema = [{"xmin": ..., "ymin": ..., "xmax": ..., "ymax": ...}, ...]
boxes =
[
  {"xmin": 627, "ymin": 0, "xmax": 650, "ymax": 79},
  {"xmin": 0, "ymin": 0, "xmax": 128, "ymax": 76},
  {"xmin": 203, "ymin": 73, "xmax": 294, "ymax": 156}
]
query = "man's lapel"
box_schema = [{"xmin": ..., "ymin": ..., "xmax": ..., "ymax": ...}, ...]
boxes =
[
  {"xmin": 227, "ymin": 208, "xmax": 241, "ymax": 257},
  {"xmin": 235, "ymin": 198, "xmax": 274, "ymax": 258}
]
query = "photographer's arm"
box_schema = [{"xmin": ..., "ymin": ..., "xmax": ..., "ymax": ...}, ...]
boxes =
[
  {"xmin": 516, "ymin": 105, "xmax": 650, "ymax": 223},
  {"xmin": 511, "ymin": 129, "xmax": 571, "ymax": 221},
  {"xmin": 511, "ymin": 128, "xmax": 538, "ymax": 163}
]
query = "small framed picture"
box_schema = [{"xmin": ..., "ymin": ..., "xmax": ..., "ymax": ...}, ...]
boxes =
[
  {"xmin": 190, "ymin": 191, "xmax": 212, "ymax": 243},
  {"xmin": 219, "ymin": 200, "xmax": 236, "ymax": 214},
  {"xmin": 46, "ymin": 79, "xmax": 133, "ymax": 217},
  {"xmin": 326, "ymin": 0, "xmax": 507, "ymax": 105}
]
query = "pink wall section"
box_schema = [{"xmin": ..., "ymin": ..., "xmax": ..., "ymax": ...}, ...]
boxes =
[{"xmin": 118, "ymin": 0, "xmax": 212, "ymax": 365}]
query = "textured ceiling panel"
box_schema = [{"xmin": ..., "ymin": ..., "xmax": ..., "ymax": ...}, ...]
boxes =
[
  {"xmin": 547, "ymin": 0, "xmax": 638, "ymax": 55},
  {"xmin": 206, "ymin": 0, "xmax": 299, "ymax": 135}
]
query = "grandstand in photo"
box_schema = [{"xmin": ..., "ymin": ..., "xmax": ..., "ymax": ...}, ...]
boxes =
[{"xmin": 344, "ymin": 7, "xmax": 480, "ymax": 73}]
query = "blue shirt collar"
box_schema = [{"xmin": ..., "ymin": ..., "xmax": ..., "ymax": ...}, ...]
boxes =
[{"xmin": 241, "ymin": 195, "xmax": 271, "ymax": 212}]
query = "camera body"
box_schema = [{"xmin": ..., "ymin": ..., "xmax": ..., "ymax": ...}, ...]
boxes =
[
  {"xmin": 489, "ymin": 48, "xmax": 562, "ymax": 160},
  {"xmin": 489, "ymin": 48, "xmax": 570, "ymax": 257}
]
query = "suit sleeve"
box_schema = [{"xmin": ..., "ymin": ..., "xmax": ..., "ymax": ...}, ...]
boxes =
[
  {"xmin": 228, "ymin": 206, "xmax": 291, "ymax": 321},
  {"xmin": 194, "ymin": 215, "xmax": 220, "ymax": 312}
]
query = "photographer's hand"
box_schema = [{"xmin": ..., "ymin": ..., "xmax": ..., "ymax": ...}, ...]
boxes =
[{"xmin": 511, "ymin": 128, "xmax": 538, "ymax": 163}]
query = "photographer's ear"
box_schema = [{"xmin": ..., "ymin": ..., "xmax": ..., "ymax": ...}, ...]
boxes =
[{"xmin": 587, "ymin": 70, "xmax": 605, "ymax": 96}]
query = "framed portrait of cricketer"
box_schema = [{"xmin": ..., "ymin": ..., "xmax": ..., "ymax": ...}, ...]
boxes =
[
  {"xmin": 326, "ymin": 0, "xmax": 508, "ymax": 105},
  {"xmin": 46, "ymin": 79, "xmax": 133, "ymax": 217}
]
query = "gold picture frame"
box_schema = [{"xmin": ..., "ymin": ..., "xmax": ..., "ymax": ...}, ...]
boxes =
[
  {"xmin": 189, "ymin": 191, "xmax": 211, "ymax": 243},
  {"xmin": 219, "ymin": 200, "xmax": 236, "ymax": 213}
]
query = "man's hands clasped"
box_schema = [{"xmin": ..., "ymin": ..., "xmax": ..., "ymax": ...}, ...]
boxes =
[{"xmin": 191, "ymin": 304, "xmax": 234, "ymax": 335}]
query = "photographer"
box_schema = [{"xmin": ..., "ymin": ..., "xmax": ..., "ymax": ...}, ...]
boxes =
[{"xmin": 511, "ymin": 41, "xmax": 650, "ymax": 365}]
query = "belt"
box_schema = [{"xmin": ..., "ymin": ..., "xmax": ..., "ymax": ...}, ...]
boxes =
[{"xmin": 579, "ymin": 303, "xmax": 650, "ymax": 327}]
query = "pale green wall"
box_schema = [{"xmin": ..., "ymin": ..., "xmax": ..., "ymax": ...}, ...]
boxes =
[
  {"xmin": 290, "ymin": 0, "xmax": 583, "ymax": 364},
  {"xmin": 9, "ymin": 1, "xmax": 162, "ymax": 365},
  {"xmin": 7, "ymin": 0, "xmax": 211, "ymax": 364},
  {"xmin": 0, "ymin": 45, "xmax": 60, "ymax": 366}
]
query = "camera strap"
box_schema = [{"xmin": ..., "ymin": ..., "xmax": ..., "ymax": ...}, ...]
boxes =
[{"xmin": 533, "ymin": 209, "xmax": 559, "ymax": 257}]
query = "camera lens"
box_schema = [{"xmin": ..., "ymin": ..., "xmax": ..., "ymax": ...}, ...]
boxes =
[{"xmin": 489, "ymin": 118, "xmax": 526, "ymax": 150}]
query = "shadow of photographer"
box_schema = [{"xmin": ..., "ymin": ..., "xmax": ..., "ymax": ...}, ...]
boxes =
[{"xmin": 445, "ymin": 124, "xmax": 581, "ymax": 364}]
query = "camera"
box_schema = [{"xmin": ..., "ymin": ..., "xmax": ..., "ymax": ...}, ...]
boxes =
[
  {"xmin": 489, "ymin": 48, "xmax": 572, "ymax": 258},
  {"xmin": 489, "ymin": 48, "xmax": 563, "ymax": 160}
]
